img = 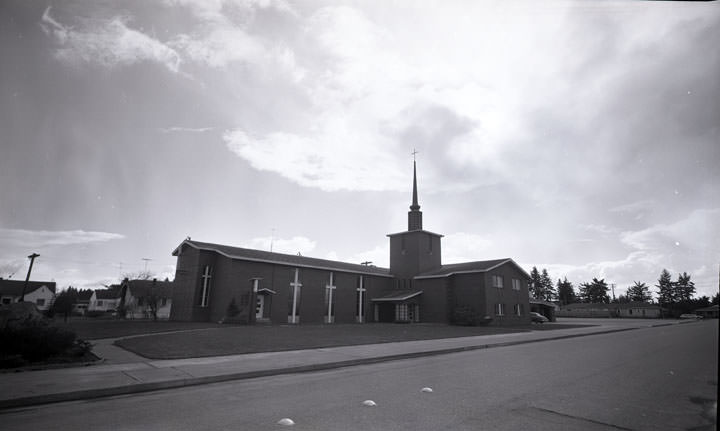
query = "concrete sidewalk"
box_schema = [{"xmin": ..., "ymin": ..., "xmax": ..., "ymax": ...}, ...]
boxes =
[{"xmin": 0, "ymin": 319, "xmax": 684, "ymax": 410}]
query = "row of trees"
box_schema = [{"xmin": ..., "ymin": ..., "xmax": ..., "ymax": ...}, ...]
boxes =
[{"xmin": 529, "ymin": 266, "xmax": 717, "ymax": 309}]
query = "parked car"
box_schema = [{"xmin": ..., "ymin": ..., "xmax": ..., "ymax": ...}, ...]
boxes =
[
  {"xmin": 530, "ymin": 312, "xmax": 549, "ymax": 323},
  {"xmin": 679, "ymin": 313, "xmax": 702, "ymax": 320}
]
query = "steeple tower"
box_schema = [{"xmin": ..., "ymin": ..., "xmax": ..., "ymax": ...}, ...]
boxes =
[
  {"xmin": 408, "ymin": 156, "xmax": 423, "ymax": 231},
  {"xmin": 387, "ymin": 150, "xmax": 443, "ymax": 279}
]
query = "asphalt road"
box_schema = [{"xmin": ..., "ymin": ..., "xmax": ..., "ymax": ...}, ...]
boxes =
[{"xmin": 2, "ymin": 320, "xmax": 716, "ymax": 431}]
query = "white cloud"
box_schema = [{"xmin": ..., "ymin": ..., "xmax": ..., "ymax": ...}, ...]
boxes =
[
  {"xmin": 343, "ymin": 244, "xmax": 389, "ymax": 268},
  {"xmin": 443, "ymin": 232, "xmax": 494, "ymax": 264},
  {"xmin": 223, "ymin": 128, "xmax": 405, "ymax": 191},
  {"xmin": 241, "ymin": 235, "xmax": 316, "ymax": 255},
  {"xmin": 620, "ymin": 208, "xmax": 720, "ymax": 253},
  {"xmin": 609, "ymin": 199, "xmax": 656, "ymax": 213},
  {"xmin": 0, "ymin": 228, "xmax": 125, "ymax": 248},
  {"xmin": 159, "ymin": 126, "xmax": 214, "ymax": 133},
  {"xmin": 40, "ymin": 6, "xmax": 181, "ymax": 73}
]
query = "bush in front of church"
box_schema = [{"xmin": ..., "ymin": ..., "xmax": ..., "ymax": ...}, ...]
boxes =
[{"xmin": 451, "ymin": 306, "xmax": 491, "ymax": 326}]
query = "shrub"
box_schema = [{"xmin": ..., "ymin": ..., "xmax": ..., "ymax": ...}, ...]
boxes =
[
  {"xmin": 0, "ymin": 317, "xmax": 80, "ymax": 365},
  {"xmin": 450, "ymin": 306, "xmax": 492, "ymax": 326}
]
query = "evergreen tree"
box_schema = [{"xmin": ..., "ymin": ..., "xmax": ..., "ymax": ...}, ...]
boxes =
[
  {"xmin": 556, "ymin": 277, "xmax": 576, "ymax": 305},
  {"xmin": 540, "ymin": 269, "xmax": 556, "ymax": 301},
  {"xmin": 626, "ymin": 281, "xmax": 652, "ymax": 303},
  {"xmin": 674, "ymin": 272, "xmax": 695, "ymax": 302},
  {"xmin": 51, "ymin": 286, "xmax": 79, "ymax": 322},
  {"xmin": 655, "ymin": 269, "xmax": 675, "ymax": 306},
  {"xmin": 529, "ymin": 266, "xmax": 543, "ymax": 299},
  {"xmin": 579, "ymin": 278, "xmax": 610, "ymax": 303}
]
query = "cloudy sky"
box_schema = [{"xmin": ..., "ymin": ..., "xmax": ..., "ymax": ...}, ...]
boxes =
[{"xmin": 1, "ymin": 0, "xmax": 718, "ymax": 299}]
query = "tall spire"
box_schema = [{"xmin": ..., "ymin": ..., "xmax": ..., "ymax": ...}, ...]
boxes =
[{"xmin": 408, "ymin": 151, "xmax": 423, "ymax": 231}]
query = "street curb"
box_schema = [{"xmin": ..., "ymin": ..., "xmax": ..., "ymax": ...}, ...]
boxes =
[{"xmin": 0, "ymin": 325, "xmax": 651, "ymax": 410}]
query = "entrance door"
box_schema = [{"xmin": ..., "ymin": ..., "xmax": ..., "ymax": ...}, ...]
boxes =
[{"xmin": 255, "ymin": 295, "xmax": 265, "ymax": 320}]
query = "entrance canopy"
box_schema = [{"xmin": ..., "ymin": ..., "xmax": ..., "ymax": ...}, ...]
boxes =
[{"xmin": 371, "ymin": 290, "xmax": 423, "ymax": 302}]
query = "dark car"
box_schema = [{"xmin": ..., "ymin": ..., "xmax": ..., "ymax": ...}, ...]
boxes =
[{"xmin": 530, "ymin": 312, "xmax": 549, "ymax": 323}]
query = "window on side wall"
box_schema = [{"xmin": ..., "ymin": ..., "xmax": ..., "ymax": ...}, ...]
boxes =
[
  {"xmin": 512, "ymin": 278, "xmax": 522, "ymax": 290},
  {"xmin": 36, "ymin": 298, "xmax": 45, "ymax": 306},
  {"xmin": 495, "ymin": 303, "xmax": 505, "ymax": 316},
  {"xmin": 493, "ymin": 275, "xmax": 504, "ymax": 288},
  {"xmin": 514, "ymin": 303, "xmax": 524, "ymax": 316}
]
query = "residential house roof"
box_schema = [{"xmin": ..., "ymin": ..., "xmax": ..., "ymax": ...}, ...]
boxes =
[
  {"xmin": 694, "ymin": 304, "xmax": 719, "ymax": 312},
  {"xmin": 0, "ymin": 279, "xmax": 56, "ymax": 297},
  {"xmin": 123, "ymin": 279, "xmax": 173, "ymax": 298},
  {"xmin": 173, "ymin": 240, "xmax": 392, "ymax": 277},
  {"xmin": 93, "ymin": 289, "xmax": 120, "ymax": 300},
  {"xmin": 76, "ymin": 290, "xmax": 93, "ymax": 302}
]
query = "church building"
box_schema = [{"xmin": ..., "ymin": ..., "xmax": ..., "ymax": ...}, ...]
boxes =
[{"xmin": 169, "ymin": 161, "xmax": 531, "ymax": 325}]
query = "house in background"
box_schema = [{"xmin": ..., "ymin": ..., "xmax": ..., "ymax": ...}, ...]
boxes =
[
  {"xmin": 88, "ymin": 288, "xmax": 121, "ymax": 313},
  {"xmin": 120, "ymin": 278, "xmax": 173, "ymax": 319},
  {"xmin": 557, "ymin": 302, "xmax": 663, "ymax": 318},
  {"xmin": 72, "ymin": 290, "xmax": 93, "ymax": 315},
  {"xmin": 695, "ymin": 304, "xmax": 719, "ymax": 319},
  {"xmin": 0, "ymin": 278, "xmax": 56, "ymax": 312}
]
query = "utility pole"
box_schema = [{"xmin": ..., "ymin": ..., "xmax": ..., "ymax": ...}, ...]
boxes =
[
  {"xmin": 611, "ymin": 283, "xmax": 616, "ymax": 302},
  {"xmin": 19, "ymin": 253, "xmax": 40, "ymax": 302},
  {"xmin": 270, "ymin": 228, "xmax": 275, "ymax": 253}
]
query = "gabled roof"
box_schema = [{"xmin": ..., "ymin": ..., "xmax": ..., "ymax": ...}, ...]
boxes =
[
  {"xmin": 414, "ymin": 258, "xmax": 530, "ymax": 279},
  {"xmin": 371, "ymin": 289, "xmax": 423, "ymax": 302},
  {"xmin": 123, "ymin": 279, "xmax": 173, "ymax": 298},
  {"xmin": 0, "ymin": 279, "xmax": 56, "ymax": 296},
  {"xmin": 93, "ymin": 289, "xmax": 120, "ymax": 300},
  {"xmin": 173, "ymin": 240, "xmax": 392, "ymax": 277},
  {"xmin": 76, "ymin": 290, "xmax": 93, "ymax": 301}
]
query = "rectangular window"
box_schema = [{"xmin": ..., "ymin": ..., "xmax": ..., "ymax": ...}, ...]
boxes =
[
  {"xmin": 514, "ymin": 303, "xmax": 524, "ymax": 316},
  {"xmin": 495, "ymin": 303, "xmax": 505, "ymax": 316},
  {"xmin": 512, "ymin": 279, "xmax": 522, "ymax": 291},
  {"xmin": 2, "ymin": 298, "xmax": 12, "ymax": 304},
  {"xmin": 493, "ymin": 275, "xmax": 504, "ymax": 288},
  {"xmin": 161, "ymin": 298, "xmax": 167, "ymax": 307},
  {"xmin": 396, "ymin": 303, "xmax": 409, "ymax": 321},
  {"xmin": 428, "ymin": 234, "xmax": 433, "ymax": 253},
  {"xmin": 36, "ymin": 298, "xmax": 45, "ymax": 306},
  {"xmin": 97, "ymin": 300, "xmax": 104, "ymax": 307}
]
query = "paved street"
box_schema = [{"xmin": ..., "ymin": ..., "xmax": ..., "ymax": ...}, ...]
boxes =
[{"xmin": 2, "ymin": 320, "xmax": 716, "ymax": 431}]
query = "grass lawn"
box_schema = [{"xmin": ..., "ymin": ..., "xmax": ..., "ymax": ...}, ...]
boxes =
[
  {"xmin": 54, "ymin": 318, "xmax": 223, "ymax": 340},
  {"xmin": 114, "ymin": 322, "xmax": 591, "ymax": 359}
]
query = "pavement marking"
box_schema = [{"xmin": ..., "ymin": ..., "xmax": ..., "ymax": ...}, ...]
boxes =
[{"xmin": 277, "ymin": 418, "xmax": 295, "ymax": 426}]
